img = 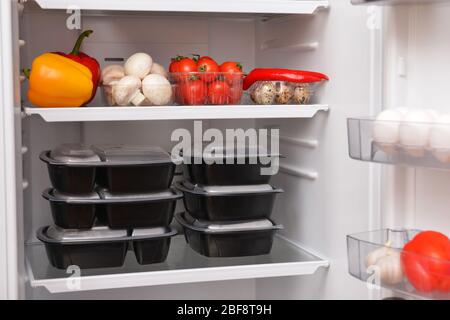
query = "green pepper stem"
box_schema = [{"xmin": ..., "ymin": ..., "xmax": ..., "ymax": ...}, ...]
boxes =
[
  {"xmin": 22, "ymin": 68, "xmax": 31, "ymax": 79},
  {"xmin": 70, "ymin": 30, "xmax": 93, "ymax": 56}
]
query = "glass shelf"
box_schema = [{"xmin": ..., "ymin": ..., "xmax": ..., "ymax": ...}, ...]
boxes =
[
  {"xmin": 351, "ymin": 0, "xmax": 449, "ymax": 5},
  {"xmin": 26, "ymin": 235, "xmax": 329, "ymax": 293},
  {"xmin": 347, "ymin": 117, "xmax": 450, "ymax": 170},
  {"xmin": 347, "ymin": 229, "xmax": 450, "ymax": 300}
]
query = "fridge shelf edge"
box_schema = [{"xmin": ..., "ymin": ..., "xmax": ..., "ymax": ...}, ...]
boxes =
[
  {"xmin": 23, "ymin": 104, "xmax": 330, "ymax": 122},
  {"xmin": 25, "ymin": 236, "xmax": 329, "ymax": 293}
]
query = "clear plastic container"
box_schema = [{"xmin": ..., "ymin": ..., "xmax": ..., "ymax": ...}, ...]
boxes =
[
  {"xmin": 168, "ymin": 72, "xmax": 244, "ymax": 105},
  {"xmin": 348, "ymin": 117, "xmax": 450, "ymax": 170},
  {"xmin": 347, "ymin": 229, "xmax": 450, "ymax": 300},
  {"xmin": 102, "ymin": 83, "xmax": 174, "ymax": 107},
  {"xmin": 247, "ymin": 81, "xmax": 323, "ymax": 105}
]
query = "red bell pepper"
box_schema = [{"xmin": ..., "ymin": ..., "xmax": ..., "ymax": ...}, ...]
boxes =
[
  {"xmin": 55, "ymin": 30, "xmax": 100, "ymax": 103},
  {"xmin": 243, "ymin": 68, "xmax": 329, "ymax": 90}
]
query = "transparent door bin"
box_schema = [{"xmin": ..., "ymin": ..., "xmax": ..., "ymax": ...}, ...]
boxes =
[
  {"xmin": 347, "ymin": 229, "xmax": 450, "ymax": 300},
  {"xmin": 348, "ymin": 118, "xmax": 450, "ymax": 170}
]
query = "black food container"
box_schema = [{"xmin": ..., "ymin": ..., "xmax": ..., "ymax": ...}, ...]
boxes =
[
  {"xmin": 37, "ymin": 225, "xmax": 178, "ymax": 269},
  {"xmin": 42, "ymin": 188, "xmax": 99, "ymax": 229},
  {"xmin": 96, "ymin": 188, "xmax": 182, "ymax": 229},
  {"xmin": 175, "ymin": 181, "xmax": 283, "ymax": 221},
  {"xmin": 181, "ymin": 146, "xmax": 281, "ymax": 185},
  {"xmin": 131, "ymin": 227, "xmax": 177, "ymax": 265},
  {"xmin": 43, "ymin": 187, "xmax": 183, "ymax": 229},
  {"xmin": 93, "ymin": 145, "xmax": 176, "ymax": 193},
  {"xmin": 40, "ymin": 144, "xmax": 100, "ymax": 194},
  {"xmin": 37, "ymin": 225, "xmax": 129, "ymax": 269},
  {"xmin": 40, "ymin": 144, "xmax": 177, "ymax": 194},
  {"xmin": 176, "ymin": 212, "xmax": 282, "ymax": 257}
]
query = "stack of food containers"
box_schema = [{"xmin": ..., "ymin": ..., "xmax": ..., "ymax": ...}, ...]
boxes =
[
  {"xmin": 175, "ymin": 146, "xmax": 283, "ymax": 257},
  {"xmin": 37, "ymin": 144, "xmax": 181, "ymax": 269}
]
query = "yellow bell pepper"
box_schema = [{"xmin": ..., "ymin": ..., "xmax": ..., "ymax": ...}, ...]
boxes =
[{"xmin": 28, "ymin": 53, "xmax": 93, "ymax": 108}]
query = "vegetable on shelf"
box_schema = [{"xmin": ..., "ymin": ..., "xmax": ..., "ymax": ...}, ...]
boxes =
[
  {"xmin": 401, "ymin": 231, "xmax": 450, "ymax": 293},
  {"xmin": 27, "ymin": 30, "xmax": 100, "ymax": 108},
  {"xmin": 365, "ymin": 241, "xmax": 403, "ymax": 285},
  {"xmin": 55, "ymin": 30, "xmax": 101, "ymax": 103},
  {"xmin": 243, "ymin": 68, "xmax": 329, "ymax": 91},
  {"xmin": 27, "ymin": 53, "xmax": 94, "ymax": 108},
  {"xmin": 101, "ymin": 52, "xmax": 171, "ymax": 106}
]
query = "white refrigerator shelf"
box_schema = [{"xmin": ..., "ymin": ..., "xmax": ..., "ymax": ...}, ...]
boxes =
[
  {"xmin": 23, "ymin": 104, "xmax": 329, "ymax": 122},
  {"xmin": 35, "ymin": 0, "xmax": 329, "ymax": 15},
  {"xmin": 26, "ymin": 235, "xmax": 329, "ymax": 293}
]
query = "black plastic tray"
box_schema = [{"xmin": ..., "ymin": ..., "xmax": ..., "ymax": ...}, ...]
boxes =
[
  {"xmin": 175, "ymin": 213, "xmax": 282, "ymax": 257},
  {"xmin": 175, "ymin": 182, "xmax": 283, "ymax": 221},
  {"xmin": 40, "ymin": 150, "xmax": 176, "ymax": 194},
  {"xmin": 37, "ymin": 226, "xmax": 177, "ymax": 269},
  {"xmin": 181, "ymin": 149, "xmax": 281, "ymax": 185},
  {"xmin": 42, "ymin": 188, "xmax": 183, "ymax": 229}
]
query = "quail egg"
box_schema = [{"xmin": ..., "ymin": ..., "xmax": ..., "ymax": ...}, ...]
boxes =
[{"xmin": 292, "ymin": 84, "xmax": 311, "ymax": 104}]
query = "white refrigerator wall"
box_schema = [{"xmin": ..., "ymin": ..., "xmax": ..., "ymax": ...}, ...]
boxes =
[
  {"xmin": 254, "ymin": 0, "xmax": 380, "ymax": 299},
  {"xmin": 382, "ymin": 3, "xmax": 450, "ymax": 236}
]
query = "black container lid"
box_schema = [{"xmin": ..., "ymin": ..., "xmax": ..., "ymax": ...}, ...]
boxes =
[
  {"xmin": 49, "ymin": 143, "xmax": 101, "ymax": 163},
  {"xmin": 45, "ymin": 225, "xmax": 128, "ymax": 241},
  {"xmin": 182, "ymin": 145, "xmax": 281, "ymax": 162},
  {"xmin": 175, "ymin": 212, "xmax": 283, "ymax": 234},
  {"xmin": 176, "ymin": 181, "xmax": 283, "ymax": 196},
  {"xmin": 41, "ymin": 144, "xmax": 176, "ymax": 166}
]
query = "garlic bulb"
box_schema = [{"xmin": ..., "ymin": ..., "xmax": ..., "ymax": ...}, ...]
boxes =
[{"xmin": 365, "ymin": 243, "xmax": 403, "ymax": 285}]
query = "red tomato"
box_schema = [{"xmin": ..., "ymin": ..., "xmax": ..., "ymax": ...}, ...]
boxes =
[
  {"xmin": 228, "ymin": 85, "xmax": 243, "ymax": 104},
  {"xmin": 401, "ymin": 231, "xmax": 450, "ymax": 292},
  {"xmin": 169, "ymin": 57, "xmax": 181, "ymax": 73},
  {"xmin": 180, "ymin": 79, "xmax": 206, "ymax": 105},
  {"xmin": 198, "ymin": 57, "xmax": 219, "ymax": 82},
  {"xmin": 177, "ymin": 57, "xmax": 198, "ymax": 73},
  {"xmin": 219, "ymin": 61, "xmax": 243, "ymax": 83},
  {"xmin": 207, "ymin": 81, "xmax": 230, "ymax": 105}
]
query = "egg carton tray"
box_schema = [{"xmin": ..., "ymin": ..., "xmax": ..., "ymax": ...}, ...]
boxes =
[{"xmin": 347, "ymin": 117, "xmax": 450, "ymax": 170}]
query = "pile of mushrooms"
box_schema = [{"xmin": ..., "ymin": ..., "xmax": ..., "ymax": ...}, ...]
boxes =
[{"xmin": 101, "ymin": 53, "xmax": 172, "ymax": 106}]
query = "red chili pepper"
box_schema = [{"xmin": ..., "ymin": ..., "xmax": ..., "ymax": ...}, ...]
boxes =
[
  {"xmin": 243, "ymin": 68, "xmax": 329, "ymax": 90},
  {"xmin": 55, "ymin": 30, "xmax": 100, "ymax": 103}
]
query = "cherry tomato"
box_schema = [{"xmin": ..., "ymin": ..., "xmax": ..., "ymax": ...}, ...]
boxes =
[
  {"xmin": 207, "ymin": 80, "xmax": 230, "ymax": 105},
  {"xmin": 401, "ymin": 231, "xmax": 450, "ymax": 292},
  {"xmin": 169, "ymin": 56, "xmax": 182, "ymax": 73},
  {"xmin": 177, "ymin": 57, "xmax": 198, "ymax": 73},
  {"xmin": 198, "ymin": 57, "xmax": 219, "ymax": 83},
  {"xmin": 228, "ymin": 85, "xmax": 242, "ymax": 104},
  {"xmin": 219, "ymin": 61, "xmax": 243, "ymax": 83},
  {"xmin": 180, "ymin": 79, "xmax": 206, "ymax": 105}
]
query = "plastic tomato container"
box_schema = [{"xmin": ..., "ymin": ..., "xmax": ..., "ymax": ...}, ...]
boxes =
[
  {"xmin": 169, "ymin": 72, "xmax": 244, "ymax": 105},
  {"xmin": 247, "ymin": 81, "xmax": 324, "ymax": 105},
  {"xmin": 347, "ymin": 229, "xmax": 450, "ymax": 300}
]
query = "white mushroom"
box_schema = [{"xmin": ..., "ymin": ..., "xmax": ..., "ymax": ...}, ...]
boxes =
[
  {"xmin": 112, "ymin": 75, "xmax": 146, "ymax": 106},
  {"xmin": 142, "ymin": 74, "xmax": 172, "ymax": 106},
  {"xmin": 101, "ymin": 65, "xmax": 125, "ymax": 85},
  {"xmin": 103, "ymin": 80, "xmax": 119, "ymax": 106},
  {"xmin": 124, "ymin": 53, "xmax": 153, "ymax": 79},
  {"xmin": 150, "ymin": 62, "xmax": 168, "ymax": 78}
]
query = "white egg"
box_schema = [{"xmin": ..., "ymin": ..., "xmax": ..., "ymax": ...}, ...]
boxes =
[
  {"xmin": 373, "ymin": 109, "xmax": 404, "ymax": 154},
  {"xmin": 394, "ymin": 107, "xmax": 408, "ymax": 116},
  {"xmin": 399, "ymin": 109, "xmax": 433, "ymax": 157},
  {"xmin": 430, "ymin": 113, "xmax": 450, "ymax": 163}
]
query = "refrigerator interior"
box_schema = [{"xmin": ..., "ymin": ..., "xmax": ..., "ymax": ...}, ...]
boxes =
[{"xmin": 2, "ymin": 0, "xmax": 449, "ymax": 299}]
